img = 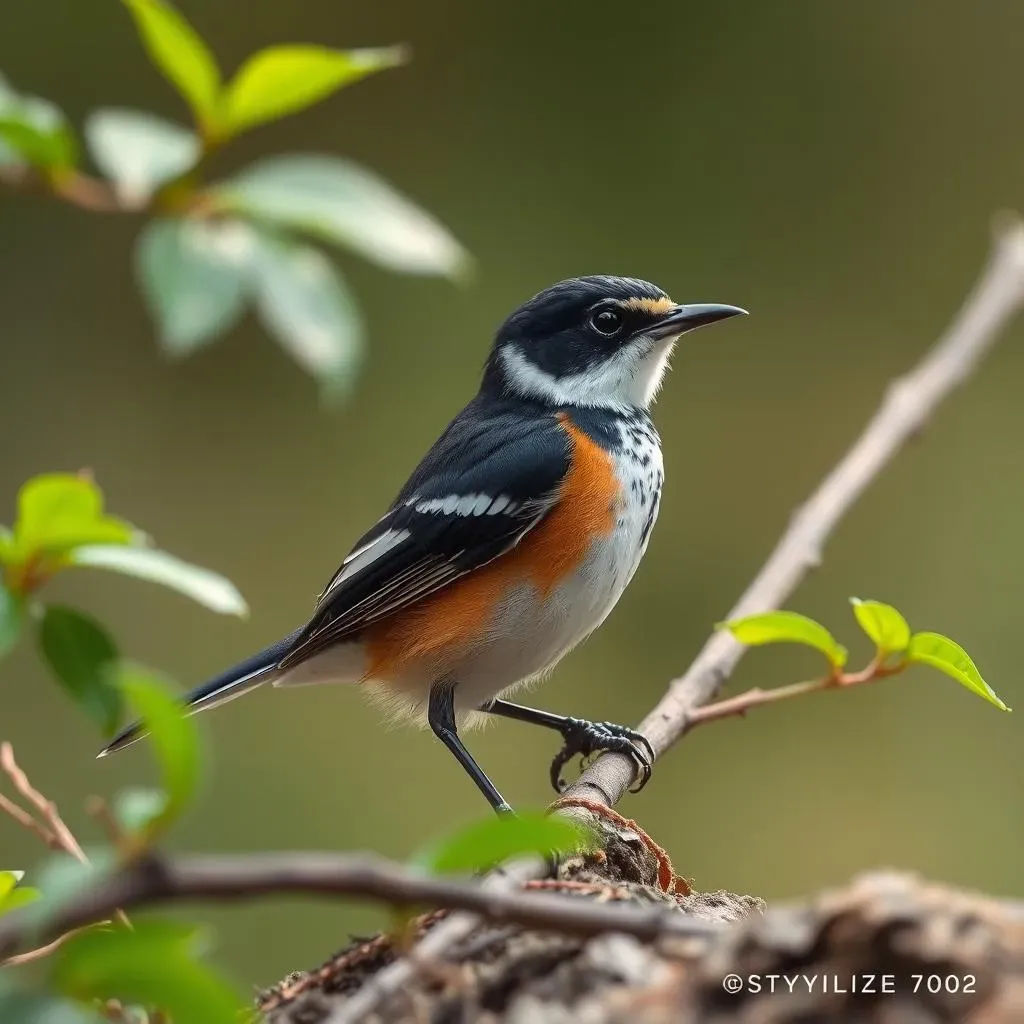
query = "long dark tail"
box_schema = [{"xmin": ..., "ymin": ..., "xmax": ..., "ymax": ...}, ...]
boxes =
[{"xmin": 97, "ymin": 629, "xmax": 303, "ymax": 757}]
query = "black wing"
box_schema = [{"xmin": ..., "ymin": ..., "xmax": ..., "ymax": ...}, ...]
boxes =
[{"xmin": 277, "ymin": 396, "xmax": 570, "ymax": 669}]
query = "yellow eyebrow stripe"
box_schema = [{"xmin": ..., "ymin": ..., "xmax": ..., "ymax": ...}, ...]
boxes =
[{"xmin": 620, "ymin": 296, "xmax": 676, "ymax": 316}]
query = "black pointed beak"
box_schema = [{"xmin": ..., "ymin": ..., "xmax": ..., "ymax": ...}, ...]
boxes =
[{"xmin": 646, "ymin": 302, "xmax": 748, "ymax": 340}]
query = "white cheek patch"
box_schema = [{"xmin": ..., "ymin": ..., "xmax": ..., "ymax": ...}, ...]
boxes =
[
  {"xmin": 413, "ymin": 493, "xmax": 520, "ymax": 517},
  {"xmin": 499, "ymin": 339, "xmax": 677, "ymax": 411},
  {"xmin": 638, "ymin": 337, "xmax": 677, "ymax": 406}
]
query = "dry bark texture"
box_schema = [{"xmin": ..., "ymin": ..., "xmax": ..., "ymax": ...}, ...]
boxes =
[{"xmin": 257, "ymin": 815, "xmax": 1023, "ymax": 1024}]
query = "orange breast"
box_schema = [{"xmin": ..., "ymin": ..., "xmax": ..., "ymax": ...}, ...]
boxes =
[{"xmin": 363, "ymin": 414, "xmax": 620, "ymax": 681}]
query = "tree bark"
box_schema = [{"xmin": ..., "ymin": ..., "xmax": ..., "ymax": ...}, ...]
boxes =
[{"xmin": 258, "ymin": 813, "xmax": 1021, "ymax": 1023}]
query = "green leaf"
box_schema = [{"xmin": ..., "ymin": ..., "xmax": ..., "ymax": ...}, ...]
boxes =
[
  {"xmin": 0, "ymin": 993, "xmax": 104, "ymax": 1024},
  {"xmin": 907, "ymin": 631, "xmax": 1010, "ymax": 711},
  {"xmin": 412, "ymin": 812, "xmax": 592, "ymax": 876},
  {"xmin": 849, "ymin": 597, "xmax": 911, "ymax": 655},
  {"xmin": 252, "ymin": 234, "xmax": 364, "ymax": 390},
  {"xmin": 69, "ymin": 544, "xmax": 248, "ymax": 617},
  {"xmin": 53, "ymin": 919, "xmax": 244, "ymax": 1024},
  {"xmin": 118, "ymin": 666, "xmax": 201, "ymax": 833},
  {"xmin": 221, "ymin": 44, "xmax": 406, "ymax": 136},
  {"xmin": 135, "ymin": 218, "xmax": 253, "ymax": 355},
  {"xmin": 38, "ymin": 606, "xmax": 122, "ymax": 736},
  {"xmin": 10, "ymin": 473, "xmax": 134, "ymax": 563},
  {"xmin": 0, "ymin": 89, "xmax": 76, "ymax": 169},
  {"xmin": 0, "ymin": 871, "xmax": 23, "ymax": 898},
  {"xmin": 0, "ymin": 885, "xmax": 41, "ymax": 917},
  {"xmin": 0, "ymin": 871, "xmax": 37, "ymax": 916},
  {"xmin": 0, "ymin": 582, "xmax": 23, "ymax": 659},
  {"xmin": 0, "ymin": 524, "xmax": 14, "ymax": 561},
  {"xmin": 85, "ymin": 109, "xmax": 200, "ymax": 201},
  {"xmin": 121, "ymin": 0, "xmax": 221, "ymax": 128},
  {"xmin": 0, "ymin": 76, "xmax": 21, "ymax": 167},
  {"xmin": 213, "ymin": 155, "xmax": 469, "ymax": 278},
  {"xmin": 114, "ymin": 786, "xmax": 168, "ymax": 834},
  {"xmin": 718, "ymin": 610, "xmax": 848, "ymax": 668}
]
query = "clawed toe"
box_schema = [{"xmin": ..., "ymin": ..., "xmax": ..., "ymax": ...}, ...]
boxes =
[{"xmin": 549, "ymin": 718, "xmax": 654, "ymax": 794}]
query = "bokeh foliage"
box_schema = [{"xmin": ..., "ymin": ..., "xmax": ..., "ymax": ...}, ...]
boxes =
[{"xmin": 0, "ymin": 0, "xmax": 466, "ymax": 394}]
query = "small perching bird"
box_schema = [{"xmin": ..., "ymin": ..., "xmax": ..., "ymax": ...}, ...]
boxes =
[{"xmin": 100, "ymin": 276, "xmax": 745, "ymax": 814}]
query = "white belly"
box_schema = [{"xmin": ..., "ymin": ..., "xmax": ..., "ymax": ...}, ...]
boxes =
[{"xmin": 445, "ymin": 421, "xmax": 664, "ymax": 716}]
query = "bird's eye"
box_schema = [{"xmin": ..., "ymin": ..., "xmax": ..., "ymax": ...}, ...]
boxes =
[{"xmin": 589, "ymin": 307, "xmax": 624, "ymax": 337}]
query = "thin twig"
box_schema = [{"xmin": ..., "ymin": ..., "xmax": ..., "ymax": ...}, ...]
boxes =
[
  {"xmin": 686, "ymin": 660, "xmax": 899, "ymax": 728},
  {"xmin": 1, "ymin": 742, "xmax": 87, "ymax": 862},
  {"xmin": 0, "ymin": 165, "xmax": 140, "ymax": 213},
  {"xmin": 347, "ymin": 219, "xmax": 1024, "ymax": 1019},
  {"xmin": 0, "ymin": 791, "xmax": 54, "ymax": 846},
  {"xmin": 2, "ymin": 923, "xmax": 105, "ymax": 967},
  {"xmin": 0, "ymin": 852, "xmax": 722, "ymax": 961},
  {"xmin": 86, "ymin": 796, "xmax": 128, "ymax": 849},
  {"xmin": 0, "ymin": 742, "xmax": 131, "ymax": 948}
]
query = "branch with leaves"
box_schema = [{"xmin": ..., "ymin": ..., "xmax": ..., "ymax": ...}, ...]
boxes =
[
  {"xmin": 0, "ymin": 0, "xmax": 467, "ymax": 392},
  {"xmin": 689, "ymin": 596, "xmax": 1012, "ymax": 727},
  {"xmin": 564, "ymin": 218, "xmax": 1024, "ymax": 810}
]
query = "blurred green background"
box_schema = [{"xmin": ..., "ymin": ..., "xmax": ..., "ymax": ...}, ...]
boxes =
[{"xmin": 3, "ymin": 0, "xmax": 1024, "ymax": 989}]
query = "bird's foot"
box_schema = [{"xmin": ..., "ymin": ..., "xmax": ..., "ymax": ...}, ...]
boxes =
[{"xmin": 549, "ymin": 718, "xmax": 654, "ymax": 794}]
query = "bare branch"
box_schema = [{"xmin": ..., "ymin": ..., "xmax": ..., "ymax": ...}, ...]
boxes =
[
  {"xmin": 567, "ymin": 219, "xmax": 1024, "ymax": 808},
  {"xmin": 0, "ymin": 851, "xmax": 721, "ymax": 962},
  {"xmin": 1, "ymin": 742, "xmax": 87, "ymax": 862},
  {"xmin": 0, "ymin": 791, "xmax": 54, "ymax": 847}
]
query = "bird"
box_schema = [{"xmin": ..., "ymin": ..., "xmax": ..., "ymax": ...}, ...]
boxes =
[{"xmin": 99, "ymin": 276, "xmax": 745, "ymax": 814}]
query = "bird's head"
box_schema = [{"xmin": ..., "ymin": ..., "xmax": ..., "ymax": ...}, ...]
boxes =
[{"xmin": 483, "ymin": 275, "xmax": 745, "ymax": 410}]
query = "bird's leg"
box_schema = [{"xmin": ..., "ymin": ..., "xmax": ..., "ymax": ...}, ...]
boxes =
[
  {"xmin": 480, "ymin": 699, "xmax": 654, "ymax": 794},
  {"xmin": 429, "ymin": 682, "xmax": 513, "ymax": 815}
]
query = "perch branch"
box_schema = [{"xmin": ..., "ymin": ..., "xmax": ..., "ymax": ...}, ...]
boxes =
[
  {"xmin": 343, "ymin": 219, "xmax": 1024, "ymax": 1021},
  {"xmin": 0, "ymin": 851, "xmax": 720, "ymax": 961},
  {"xmin": 567, "ymin": 217, "xmax": 1024, "ymax": 807}
]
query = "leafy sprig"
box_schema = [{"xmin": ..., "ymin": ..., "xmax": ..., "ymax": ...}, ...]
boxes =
[
  {"xmin": 0, "ymin": 472, "xmax": 246, "ymax": 734},
  {"xmin": 718, "ymin": 597, "xmax": 1010, "ymax": 712},
  {"xmin": 0, "ymin": 0, "xmax": 469, "ymax": 393}
]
